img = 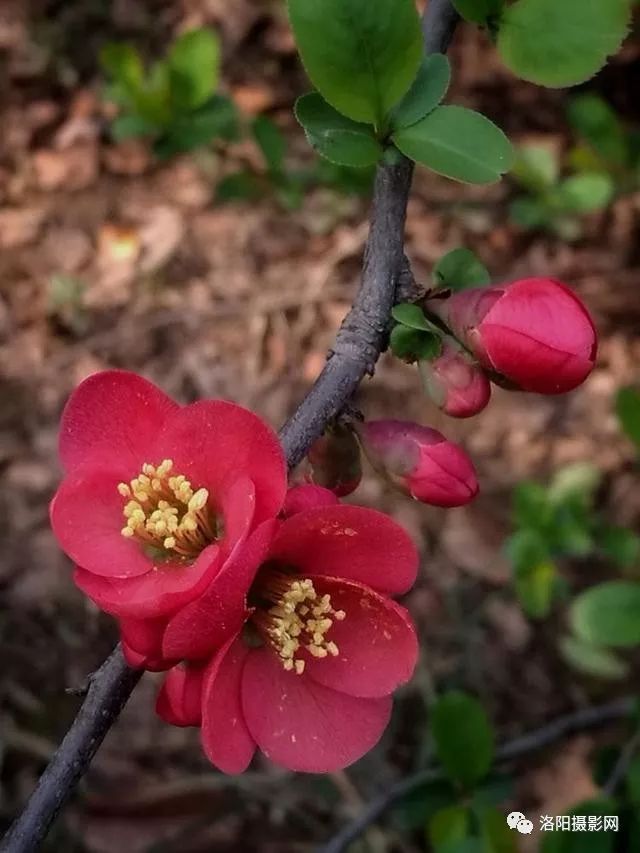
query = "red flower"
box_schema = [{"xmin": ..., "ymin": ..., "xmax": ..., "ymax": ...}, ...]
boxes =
[
  {"xmin": 50, "ymin": 371, "xmax": 287, "ymax": 626},
  {"xmin": 156, "ymin": 504, "xmax": 419, "ymax": 773},
  {"xmin": 428, "ymin": 277, "xmax": 597, "ymax": 394},
  {"xmin": 281, "ymin": 484, "xmax": 340, "ymax": 517},
  {"xmin": 357, "ymin": 420, "xmax": 478, "ymax": 507},
  {"xmin": 420, "ymin": 339, "xmax": 491, "ymax": 418}
]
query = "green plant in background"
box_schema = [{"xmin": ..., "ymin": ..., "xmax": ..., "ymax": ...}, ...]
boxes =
[
  {"xmin": 509, "ymin": 143, "xmax": 614, "ymax": 240},
  {"xmin": 100, "ymin": 28, "xmax": 237, "ymax": 158}
]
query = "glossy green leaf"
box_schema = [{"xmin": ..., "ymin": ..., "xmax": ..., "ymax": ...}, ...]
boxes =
[
  {"xmin": 512, "ymin": 144, "xmax": 559, "ymax": 191},
  {"xmin": 452, "ymin": 0, "xmax": 505, "ymax": 25},
  {"xmin": 287, "ymin": 0, "xmax": 423, "ymax": 125},
  {"xmin": 571, "ymin": 581, "xmax": 640, "ymax": 648},
  {"xmin": 556, "ymin": 173, "xmax": 614, "ymax": 214},
  {"xmin": 253, "ymin": 116, "xmax": 286, "ymax": 174},
  {"xmin": 428, "ymin": 805, "xmax": 470, "ymax": 852},
  {"xmin": 390, "ymin": 325, "xmax": 442, "ymax": 362},
  {"xmin": 567, "ymin": 94, "xmax": 629, "ymax": 166},
  {"xmin": 560, "ymin": 634, "xmax": 629, "ymax": 680},
  {"xmin": 497, "ymin": 0, "xmax": 631, "ymax": 88},
  {"xmin": 431, "ymin": 691, "xmax": 495, "ymax": 787},
  {"xmin": 168, "ymin": 28, "xmax": 220, "ymax": 111},
  {"xmin": 295, "ymin": 93, "xmax": 383, "ymax": 167},
  {"xmin": 390, "ymin": 54, "xmax": 451, "ymax": 130},
  {"xmin": 616, "ymin": 386, "xmax": 640, "ymax": 449},
  {"xmin": 393, "ymin": 105, "xmax": 513, "ymax": 185},
  {"xmin": 433, "ymin": 248, "xmax": 490, "ymax": 290},
  {"xmin": 392, "ymin": 303, "xmax": 433, "ymax": 331}
]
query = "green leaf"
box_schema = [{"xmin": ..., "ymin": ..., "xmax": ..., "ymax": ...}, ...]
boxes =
[
  {"xmin": 392, "ymin": 303, "xmax": 433, "ymax": 331},
  {"xmin": 556, "ymin": 173, "xmax": 614, "ymax": 214},
  {"xmin": 295, "ymin": 93, "xmax": 383, "ymax": 167},
  {"xmin": 509, "ymin": 197, "xmax": 549, "ymax": 229},
  {"xmin": 431, "ymin": 691, "xmax": 495, "ymax": 788},
  {"xmin": 110, "ymin": 114, "xmax": 159, "ymax": 141},
  {"xmin": 433, "ymin": 248, "xmax": 490, "ymax": 290},
  {"xmin": 548, "ymin": 463, "xmax": 601, "ymax": 507},
  {"xmin": 390, "ymin": 325, "xmax": 442, "ymax": 362},
  {"xmin": 598, "ymin": 525, "xmax": 640, "ymax": 570},
  {"xmin": 253, "ymin": 116, "xmax": 286, "ymax": 174},
  {"xmin": 390, "ymin": 54, "xmax": 451, "ymax": 130},
  {"xmin": 153, "ymin": 94, "xmax": 237, "ymax": 157},
  {"xmin": 513, "ymin": 481, "xmax": 549, "ymax": 529},
  {"xmin": 393, "ymin": 105, "xmax": 514, "ymax": 185},
  {"xmin": 570, "ymin": 581, "xmax": 640, "ymax": 648},
  {"xmin": 497, "ymin": 0, "xmax": 631, "ymax": 88},
  {"xmin": 428, "ymin": 805, "xmax": 470, "ymax": 852},
  {"xmin": 100, "ymin": 43, "xmax": 144, "ymax": 94},
  {"xmin": 567, "ymin": 94, "xmax": 629, "ymax": 167},
  {"xmin": 508, "ymin": 530, "xmax": 558, "ymax": 619},
  {"xmin": 287, "ymin": 0, "xmax": 423, "ymax": 125},
  {"xmin": 479, "ymin": 807, "xmax": 518, "ymax": 853},
  {"xmin": 512, "ymin": 144, "xmax": 559, "ymax": 191},
  {"xmin": 168, "ymin": 28, "xmax": 220, "ymax": 111},
  {"xmin": 452, "ymin": 0, "xmax": 505, "ymax": 26},
  {"xmin": 616, "ymin": 386, "xmax": 640, "ymax": 449},
  {"xmin": 560, "ymin": 634, "xmax": 629, "ymax": 680}
]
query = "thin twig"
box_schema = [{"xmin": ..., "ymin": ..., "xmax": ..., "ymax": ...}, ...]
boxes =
[
  {"xmin": 0, "ymin": 4, "xmax": 460, "ymax": 851},
  {"xmin": 318, "ymin": 697, "xmax": 635, "ymax": 853}
]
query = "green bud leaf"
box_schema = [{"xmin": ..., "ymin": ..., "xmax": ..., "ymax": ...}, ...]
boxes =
[
  {"xmin": 390, "ymin": 54, "xmax": 451, "ymax": 131},
  {"xmin": 393, "ymin": 105, "xmax": 514, "ymax": 185},
  {"xmin": 391, "ymin": 303, "xmax": 433, "ymax": 331},
  {"xmin": 287, "ymin": 0, "xmax": 423, "ymax": 126},
  {"xmin": 390, "ymin": 325, "xmax": 442, "ymax": 362},
  {"xmin": 570, "ymin": 581, "xmax": 640, "ymax": 648},
  {"xmin": 168, "ymin": 28, "xmax": 220, "ymax": 111},
  {"xmin": 497, "ymin": 0, "xmax": 631, "ymax": 88},
  {"xmin": 430, "ymin": 691, "xmax": 495, "ymax": 787},
  {"xmin": 433, "ymin": 247, "xmax": 490, "ymax": 290},
  {"xmin": 295, "ymin": 93, "xmax": 383, "ymax": 167}
]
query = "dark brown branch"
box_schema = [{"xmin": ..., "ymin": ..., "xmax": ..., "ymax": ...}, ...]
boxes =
[
  {"xmin": 1, "ymin": 4, "xmax": 460, "ymax": 850},
  {"xmin": 319, "ymin": 697, "xmax": 635, "ymax": 853}
]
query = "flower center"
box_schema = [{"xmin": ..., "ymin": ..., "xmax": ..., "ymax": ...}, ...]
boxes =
[
  {"xmin": 118, "ymin": 459, "xmax": 218, "ymax": 560},
  {"xmin": 252, "ymin": 571, "xmax": 345, "ymax": 675}
]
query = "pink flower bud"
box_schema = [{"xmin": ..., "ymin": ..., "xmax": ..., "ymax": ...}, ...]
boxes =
[
  {"xmin": 356, "ymin": 420, "xmax": 478, "ymax": 507},
  {"xmin": 427, "ymin": 278, "xmax": 597, "ymax": 394},
  {"xmin": 306, "ymin": 425, "xmax": 362, "ymax": 497},
  {"xmin": 420, "ymin": 340, "xmax": 491, "ymax": 418}
]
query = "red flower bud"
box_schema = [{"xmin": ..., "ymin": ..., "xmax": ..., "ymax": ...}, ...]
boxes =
[
  {"xmin": 357, "ymin": 420, "xmax": 478, "ymax": 507},
  {"xmin": 420, "ymin": 340, "xmax": 491, "ymax": 418},
  {"xmin": 428, "ymin": 278, "xmax": 597, "ymax": 394},
  {"xmin": 306, "ymin": 425, "xmax": 362, "ymax": 497}
]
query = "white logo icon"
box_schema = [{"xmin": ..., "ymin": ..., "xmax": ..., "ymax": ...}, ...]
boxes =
[{"xmin": 507, "ymin": 812, "xmax": 534, "ymax": 834}]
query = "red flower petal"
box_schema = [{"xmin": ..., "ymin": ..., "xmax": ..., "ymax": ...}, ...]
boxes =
[
  {"xmin": 201, "ymin": 636, "xmax": 255, "ymax": 773},
  {"xmin": 281, "ymin": 485, "xmax": 340, "ymax": 518},
  {"xmin": 59, "ymin": 370, "xmax": 178, "ymax": 476},
  {"xmin": 301, "ymin": 577, "xmax": 418, "ymax": 698},
  {"xmin": 51, "ymin": 469, "xmax": 154, "ymax": 578},
  {"xmin": 156, "ymin": 400, "xmax": 286, "ymax": 524},
  {"xmin": 241, "ymin": 648, "xmax": 392, "ymax": 772},
  {"xmin": 156, "ymin": 664, "xmax": 205, "ymax": 727},
  {"xmin": 270, "ymin": 505, "xmax": 418, "ymax": 595},
  {"xmin": 162, "ymin": 519, "xmax": 278, "ymax": 660}
]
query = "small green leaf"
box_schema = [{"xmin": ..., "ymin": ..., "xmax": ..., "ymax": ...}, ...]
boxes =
[
  {"xmin": 295, "ymin": 93, "xmax": 383, "ymax": 167},
  {"xmin": 560, "ymin": 634, "xmax": 629, "ymax": 680},
  {"xmin": 509, "ymin": 197, "xmax": 549, "ymax": 229},
  {"xmin": 110, "ymin": 114, "xmax": 159, "ymax": 141},
  {"xmin": 548, "ymin": 463, "xmax": 601, "ymax": 507},
  {"xmin": 153, "ymin": 94, "xmax": 237, "ymax": 157},
  {"xmin": 497, "ymin": 0, "xmax": 631, "ymax": 88},
  {"xmin": 567, "ymin": 94, "xmax": 629, "ymax": 167},
  {"xmin": 556, "ymin": 173, "xmax": 614, "ymax": 214},
  {"xmin": 452, "ymin": 0, "xmax": 505, "ymax": 25},
  {"xmin": 253, "ymin": 116, "xmax": 286, "ymax": 174},
  {"xmin": 431, "ymin": 691, "xmax": 495, "ymax": 788},
  {"xmin": 598, "ymin": 525, "xmax": 640, "ymax": 570},
  {"xmin": 390, "ymin": 326, "xmax": 442, "ymax": 362},
  {"xmin": 168, "ymin": 28, "xmax": 220, "ymax": 111},
  {"xmin": 616, "ymin": 386, "xmax": 640, "ymax": 449},
  {"xmin": 509, "ymin": 535, "xmax": 558, "ymax": 619},
  {"xmin": 287, "ymin": 0, "xmax": 423, "ymax": 125},
  {"xmin": 570, "ymin": 581, "xmax": 640, "ymax": 648},
  {"xmin": 392, "ymin": 303, "xmax": 433, "ymax": 331},
  {"xmin": 100, "ymin": 43, "xmax": 144, "ymax": 94},
  {"xmin": 428, "ymin": 805, "xmax": 470, "ymax": 852},
  {"xmin": 513, "ymin": 481, "xmax": 549, "ymax": 529},
  {"xmin": 390, "ymin": 54, "xmax": 451, "ymax": 131},
  {"xmin": 393, "ymin": 105, "xmax": 513, "ymax": 185},
  {"xmin": 512, "ymin": 144, "xmax": 559, "ymax": 191},
  {"xmin": 433, "ymin": 248, "xmax": 490, "ymax": 290}
]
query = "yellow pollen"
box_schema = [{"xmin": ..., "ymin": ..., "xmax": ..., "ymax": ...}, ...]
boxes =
[
  {"xmin": 117, "ymin": 459, "xmax": 216, "ymax": 559},
  {"xmin": 258, "ymin": 575, "xmax": 345, "ymax": 675}
]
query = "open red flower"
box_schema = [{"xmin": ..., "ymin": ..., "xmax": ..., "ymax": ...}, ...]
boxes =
[
  {"xmin": 50, "ymin": 371, "xmax": 287, "ymax": 624},
  {"xmin": 156, "ymin": 504, "xmax": 419, "ymax": 773}
]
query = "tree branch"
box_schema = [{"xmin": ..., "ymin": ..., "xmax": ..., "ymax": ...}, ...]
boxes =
[
  {"xmin": 319, "ymin": 697, "xmax": 635, "ymax": 853},
  {"xmin": 1, "ymin": 3, "xmax": 460, "ymax": 850}
]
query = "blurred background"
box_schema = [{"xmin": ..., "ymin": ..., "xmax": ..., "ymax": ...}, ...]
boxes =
[{"xmin": 1, "ymin": 1, "xmax": 639, "ymax": 851}]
